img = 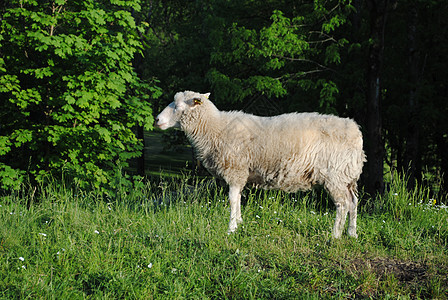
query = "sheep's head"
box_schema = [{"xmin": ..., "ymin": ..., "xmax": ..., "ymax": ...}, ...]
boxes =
[{"xmin": 155, "ymin": 91, "xmax": 211, "ymax": 130}]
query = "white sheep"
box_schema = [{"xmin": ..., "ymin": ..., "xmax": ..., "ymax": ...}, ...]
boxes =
[{"xmin": 155, "ymin": 91, "xmax": 366, "ymax": 238}]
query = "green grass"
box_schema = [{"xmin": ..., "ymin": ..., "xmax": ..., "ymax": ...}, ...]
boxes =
[{"xmin": 1, "ymin": 174, "xmax": 447, "ymax": 299}]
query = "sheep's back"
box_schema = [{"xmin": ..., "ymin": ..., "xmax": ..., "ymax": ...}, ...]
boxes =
[{"xmin": 235, "ymin": 112, "xmax": 365, "ymax": 192}]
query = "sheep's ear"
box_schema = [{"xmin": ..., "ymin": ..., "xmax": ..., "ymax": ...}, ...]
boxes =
[
  {"xmin": 204, "ymin": 92, "xmax": 211, "ymax": 99},
  {"xmin": 187, "ymin": 97, "xmax": 202, "ymax": 107},
  {"xmin": 193, "ymin": 97, "xmax": 202, "ymax": 105}
]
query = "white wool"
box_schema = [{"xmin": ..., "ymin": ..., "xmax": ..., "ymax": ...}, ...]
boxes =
[{"xmin": 156, "ymin": 91, "xmax": 366, "ymax": 238}]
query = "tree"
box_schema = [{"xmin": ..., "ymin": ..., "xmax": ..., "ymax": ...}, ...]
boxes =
[
  {"xmin": 362, "ymin": 0, "xmax": 394, "ymax": 196},
  {"xmin": 0, "ymin": 0, "xmax": 161, "ymax": 190},
  {"xmin": 373, "ymin": 0, "xmax": 448, "ymax": 196},
  {"xmin": 138, "ymin": 0, "xmax": 213, "ymax": 100},
  {"xmin": 207, "ymin": 0, "xmax": 352, "ymax": 113},
  {"xmin": 135, "ymin": 0, "xmax": 448, "ymax": 197}
]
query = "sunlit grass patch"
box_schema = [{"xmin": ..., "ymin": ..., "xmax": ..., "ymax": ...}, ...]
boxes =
[{"xmin": 0, "ymin": 174, "xmax": 447, "ymax": 298}]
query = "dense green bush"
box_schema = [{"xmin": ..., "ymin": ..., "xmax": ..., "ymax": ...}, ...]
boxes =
[{"xmin": 0, "ymin": 0, "xmax": 161, "ymax": 190}]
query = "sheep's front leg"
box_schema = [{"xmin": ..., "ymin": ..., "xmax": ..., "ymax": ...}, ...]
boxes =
[{"xmin": 227, "ymin": 185, "xmax": 243, "ymax": 234}]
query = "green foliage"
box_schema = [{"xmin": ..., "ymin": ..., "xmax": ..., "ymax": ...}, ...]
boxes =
[
  {"xmin": 207, "ymin": 1, "xmax": 351, "ymax": 108},
  {"xmin": 0, "ymin": 164, "xmax": 25, "ymax": 190},
  {"xmin": 141, "ymin": 0, "xmax": 350, "ymax": 113},
  {"xmin": 0, "ymin": 0, "xmax": 161, "ymax": 190},
  {"xmin": 318, "ymin": 80, "xmax": 339, "ymax": 114}
]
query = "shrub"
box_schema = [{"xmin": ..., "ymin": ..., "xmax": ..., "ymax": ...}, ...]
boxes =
[{"xmin": 0, "ymin": 0, "xmax": 161, "ymax": 190}]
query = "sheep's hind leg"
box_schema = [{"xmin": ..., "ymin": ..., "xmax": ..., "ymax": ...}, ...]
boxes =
[
  {"xmin": 347, "ymin": 188, "xmax": 358, "ymax": 238},
  {"xmin": 227, "ymin": 185, "xmax": 243, "ymax": 234},
  {"xmin": 332, "ymin": 201, "xmax": 348, "ymax": 238},
  {"xmin": 329, "ymin": 188, "xmax": 350, "ymax": 239}
]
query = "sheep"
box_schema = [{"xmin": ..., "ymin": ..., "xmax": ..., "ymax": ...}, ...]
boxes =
[{"xmin": 155, "ymin": 91, "xmax": 366, "ymax": 238}]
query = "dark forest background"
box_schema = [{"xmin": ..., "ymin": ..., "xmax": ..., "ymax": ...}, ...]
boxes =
[{"xmin": 1, "ymin": 0, "xmax": 447, "ymax": 198}]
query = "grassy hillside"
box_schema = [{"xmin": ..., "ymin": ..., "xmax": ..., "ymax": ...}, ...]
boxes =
[{"xmin": 0, "ymin": 174, "xmax": 447, "ymax": 299}]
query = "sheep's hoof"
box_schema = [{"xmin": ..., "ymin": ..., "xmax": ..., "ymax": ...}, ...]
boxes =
[
  {"xmin": 227, "ymin": 229, "xmax": 236, "ymax": 235},
  {"xmin": 228, "ymin": 219, "xmax": 239, "ymax": 234},
  {"xmin": 348, "ymin": 228, "xmax": 358, "ymax": 238},
  {"xmin": 332, "ymin": 232, "xmax": 342, "ymax": 239},
  {"xmin": 348, "ymin": 232, "xmax": 358, "ymax": 239},
  {"xmin": 227, "ymin": 224, "xmax": 238, "ymax": 234}
]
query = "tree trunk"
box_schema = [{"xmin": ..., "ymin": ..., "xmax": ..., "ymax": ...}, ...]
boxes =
[
  {"xmin": 403, "ymin": 4, "xmax": 421, "ymax": 186},
  {"xmin": 365, "ymin": 0, "xmax": 390, "ymax": 196},
  {"xmin": 437, "ymin": 134, "xmax": 448, "ymax": 194}
]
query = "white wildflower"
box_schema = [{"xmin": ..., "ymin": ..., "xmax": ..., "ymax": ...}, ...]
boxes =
[
  {"xmin": 148, "ymin": 263, "xmax": 153, "ymax": 268},
  {"xmin": 38, "ymin": 233, "xmax": 47, "ymax": 237},
  {"xmin": 94, "ymin": 230, "xmax": 100, "ymax": 234},
  {"xmin": 256, "ymin": 215, "xmax": 260, "ymax": 219},
  {"xmin": 19, "ymin": 257, "xmax": 25, "ymax": 261}
]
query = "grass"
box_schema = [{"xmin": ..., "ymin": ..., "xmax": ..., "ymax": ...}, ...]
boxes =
[{"xmin": 0, "ymin": 173, "xmax": 447, "ymax": 299}]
